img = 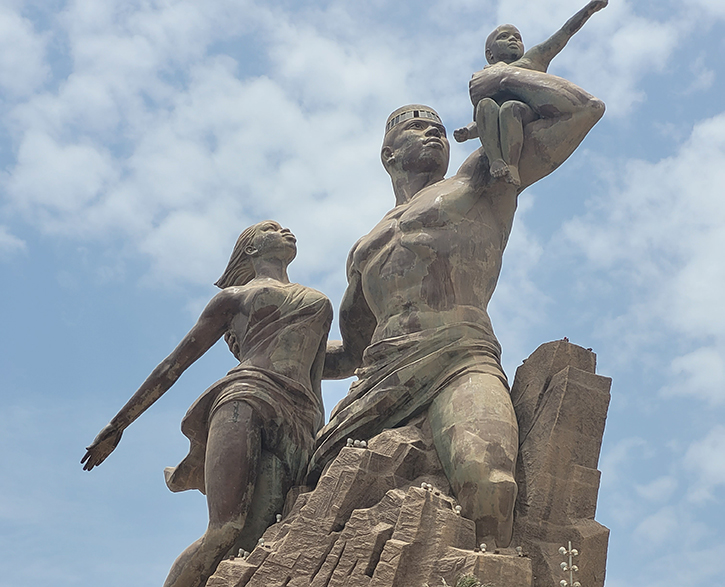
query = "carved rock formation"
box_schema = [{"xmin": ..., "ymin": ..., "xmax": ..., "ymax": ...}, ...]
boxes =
[
  {"xmin": 207, "ymin": 341, "xmax": 610, "ymax": 587},
  {"xmin": 511, "ymin": 340, "xmax": 611, "ymax": 587},
  {"xmin": 208, "ymin": 418, "xmax": 532, "ymax": 587}
]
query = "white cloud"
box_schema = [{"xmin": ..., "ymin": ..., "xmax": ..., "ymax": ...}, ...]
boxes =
[
  {"xmin": 2, "ymin": 1, "xmax": 405, "ymax": 289},
  {"xmin": 562, "ymin": 111, "xmax": 725, "ymax": 403},
  {"xmin": 667, "ymin": 347, "xmax": 725, "ymax": 404},
  {"xmin": 684, "ymin": 0, "xmax": 725, "ymax": 19},
  {"xmin": 599, "ymin": 436, "xmax": 649, "ymax": 488},
  {"xmin": 683, "ymin": 55, "xmax": 716, "ymax": 94},
  {"xmin": 6, "ymin": 131, "xmax": 119, "ymax": 231},
  {"xmin": 685, "ymin": 425, "xmax": 725, "ymax": 502},
  {"xmin": 0, "ymin": 225, "xmax": 26, "ymax": 257},
  {"xmin": 634, "ymin": 505, "xmax": 679, "ymax": 546},
  {"xmin": 0, "ymin": 4, "xmax": 49, "ymax": 98},
  {"xmin": 635, "ymin": 475, "xmax": 678, "ymax": 502}
]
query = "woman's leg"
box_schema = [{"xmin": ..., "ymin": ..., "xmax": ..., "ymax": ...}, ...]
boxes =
[{"xmin": 163, "ymin": 401, "xmax": 262, "ymax": 587}]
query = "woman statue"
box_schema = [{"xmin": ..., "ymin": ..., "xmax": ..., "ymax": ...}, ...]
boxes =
[{"xmin": 81, "ymin": 220, "xmax": 333, "ymax": 587}]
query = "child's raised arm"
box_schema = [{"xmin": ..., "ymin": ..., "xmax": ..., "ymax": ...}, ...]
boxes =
[{"xmin": 524, "ymin": 0, "xmax": 607, "ymax": 72}]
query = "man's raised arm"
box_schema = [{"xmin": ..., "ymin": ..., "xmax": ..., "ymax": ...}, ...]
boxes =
[{"xmin": 469, "ymin": 66, "xmax": 604, "ymax": 190}]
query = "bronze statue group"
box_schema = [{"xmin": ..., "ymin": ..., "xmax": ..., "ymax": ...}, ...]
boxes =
[{"xmin": 81, "ymin": 3, "xmax": 607, "ymax": 586}]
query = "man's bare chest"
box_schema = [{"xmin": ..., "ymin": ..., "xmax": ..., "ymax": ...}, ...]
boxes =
[{"xmin": 352, "ymin": 185, "xmax": 508, "ymax": 275}]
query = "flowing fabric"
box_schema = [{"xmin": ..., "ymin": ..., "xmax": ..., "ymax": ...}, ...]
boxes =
[
  {"xmin": 165, "ymin": 284, "xmax": 332, "ymax": 494},
  {"xmin": 308, "ymin": 321, "xmax": 508, "ymax": 480}
]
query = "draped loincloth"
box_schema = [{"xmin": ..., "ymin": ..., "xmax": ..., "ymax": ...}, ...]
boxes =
[{"xmin": 308, "ymin": 321, "xmax": 508, "ymax": 481}]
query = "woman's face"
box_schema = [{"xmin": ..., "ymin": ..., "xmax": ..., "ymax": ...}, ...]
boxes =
[{"xmin": 249, "ymin": 221, "xmax": 297, "ymax": 263}]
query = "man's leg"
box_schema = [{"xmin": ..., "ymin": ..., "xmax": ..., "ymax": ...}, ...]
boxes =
[
  {"xmin": 428, "ymin": 372, "xmax": 518, "ymax": 548},
  {"xmin": 163, "ymin": 401, "xmax": 262, "ymax": 587}
]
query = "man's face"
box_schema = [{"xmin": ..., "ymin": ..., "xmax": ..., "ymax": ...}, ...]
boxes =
[
  {"xmin": 384, "ymin": 117, "xmax": 450, "ymax": 177},
  {"xmin": 486, "ymin": 25, "xmax": 524, "ymax": 64}
]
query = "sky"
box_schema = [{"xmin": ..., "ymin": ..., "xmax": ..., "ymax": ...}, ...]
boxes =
[{"xmin": 1, "ymin": 0, "xmax": 724, "ymax": 585}]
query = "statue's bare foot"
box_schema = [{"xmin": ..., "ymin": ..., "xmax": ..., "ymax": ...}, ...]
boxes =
[
  {"xmin": 506, "ymin": 165, "xmax": 521, "ymax": 186},
  {"xmin": 453, "ymin": 126, "xmax": 470, "ymax": 143},
  {"xmin": 489, "ymin": 159, "xmax": 509, "ymax": 179}
]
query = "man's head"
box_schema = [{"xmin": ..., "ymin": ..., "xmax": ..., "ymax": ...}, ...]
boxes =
[
  {"xmin": 381, "ymin": 105, "xmax": 450, "ymax": 180},
  {"xmin": 486, "ymin": 24, "xmax": 524, "ymax": 64}
]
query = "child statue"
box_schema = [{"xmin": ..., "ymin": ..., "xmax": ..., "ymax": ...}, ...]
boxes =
[
  {"xmin": 82, "ymin": 221, "xmax": 333, "ymax": 587},
  {"xmin": 454, "ymin": 0, "xmax": 608, "ymax": 186}
]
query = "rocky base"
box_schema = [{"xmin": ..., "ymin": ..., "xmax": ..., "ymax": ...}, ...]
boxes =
[
  {"xmin": 206, "ymin": 340, "xmax": 611, "ymax": 587},
  {"xmin": 207, "ymin": 418, "xmax": 532, "ymax": 587},
  {"xmin": 511, "ymin": 341, "xmax": 611, "ymax": 587}
]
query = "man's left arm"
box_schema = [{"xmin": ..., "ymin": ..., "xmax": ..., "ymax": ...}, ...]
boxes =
[{"xmin": 491, "ymin": 68, "xmax": 605, "ymax": 189}]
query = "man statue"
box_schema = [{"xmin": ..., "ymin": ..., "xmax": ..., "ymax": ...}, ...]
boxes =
[{"xmin": 310, "ymin": 67, "xmax": 605, "ymax": 548}]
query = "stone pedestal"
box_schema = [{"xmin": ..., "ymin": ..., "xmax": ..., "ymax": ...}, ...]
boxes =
[
  {"xmin": 208, "ymin": 418, "xmax": 532, "ymax": 587},
  {"xmin": 511, "ymin": 341, "xmax": 611, "ymax": 587},
  {"xmin": 206, "ymin": 340, "xmax": 610, "ymax": 587}
]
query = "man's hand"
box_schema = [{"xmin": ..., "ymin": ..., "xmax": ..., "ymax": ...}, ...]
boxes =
[
  {"xmin": 590, "ymin": 0, "xmax": 608, "ymax": 11},
  {"xmin": 81, "ymin": 423, "xmax": 123, "ymax": 471}
]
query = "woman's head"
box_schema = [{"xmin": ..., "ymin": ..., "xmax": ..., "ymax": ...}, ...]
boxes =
[{"xmin": 215, "ymin": 220, "xmax": 296, "ymax": 288}]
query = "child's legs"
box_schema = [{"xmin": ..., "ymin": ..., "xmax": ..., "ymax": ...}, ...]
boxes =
[
  {"xmin": 163, "ymin": 401, "xmax": 262, "ymax": 587},
  {"xmin": 475, "ymin": 98, "xmax": 505, "ymax": 170},
  {"xmin": 499, "ymin": 100, "xmax": 536, "ymax": 185}
]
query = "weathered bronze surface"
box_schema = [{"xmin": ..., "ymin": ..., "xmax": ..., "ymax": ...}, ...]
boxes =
[
  {"xmin": 82, "ymin": 221, "xmax": 332, "ymax": 587},
  {"xmin": 315, "ymin": 58, "xmax": 605, "ymax": 550}
]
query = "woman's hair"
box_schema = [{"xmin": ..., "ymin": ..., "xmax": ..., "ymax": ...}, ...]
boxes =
[{"xmin": 214, "ymin": 222, "xmax": 268, "ymax": 289}]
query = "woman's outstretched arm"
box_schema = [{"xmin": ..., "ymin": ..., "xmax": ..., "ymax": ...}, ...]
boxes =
[{"xmin": 81, "ymin": 289, "xmax": 240, "ymax": 470}]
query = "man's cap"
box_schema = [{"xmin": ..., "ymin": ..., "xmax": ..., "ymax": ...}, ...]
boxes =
[{"xmin": 385, "ymin": 105, "xmax": 442, "ymax": 135}]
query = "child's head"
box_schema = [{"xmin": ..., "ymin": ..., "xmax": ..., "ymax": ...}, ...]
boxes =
[{"xmin": 485, "ymin": 24, "xmax": 524, "ymax": 64}]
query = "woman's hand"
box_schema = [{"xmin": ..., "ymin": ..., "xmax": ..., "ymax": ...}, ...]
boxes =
[{"xmin": 81, "ymin": 423, "xmax": 124, "ymax": 471}]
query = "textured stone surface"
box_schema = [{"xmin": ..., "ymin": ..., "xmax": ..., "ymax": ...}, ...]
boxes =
[
  {"xmin": 206, "ymin": 340, "xmax": 610, "ymax": 587},
  {"xmin": 511, "ymin": 340, "xmax": 611, "ymax": 587},
  {"xmin": 319, "ymin": 67, "xmax": 605, "ymax": 548},
  {"xmin": 207, "ymin": 418, "xmax": 532, "ymax": 587}
]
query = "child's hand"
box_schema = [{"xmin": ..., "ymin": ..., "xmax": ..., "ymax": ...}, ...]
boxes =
[{"xmin": 454, "ymin": 126, "xmax": 470, "ymax": 143}]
